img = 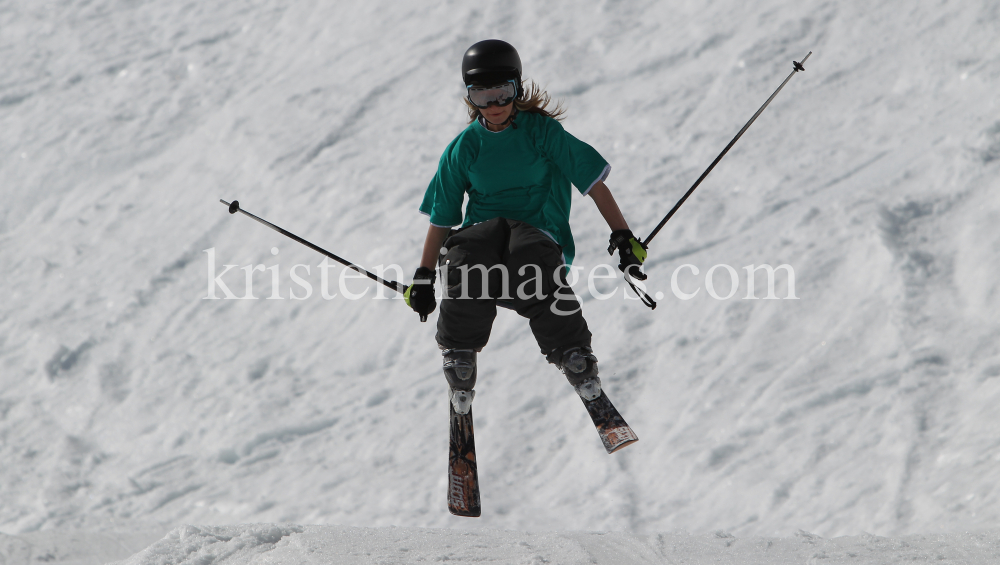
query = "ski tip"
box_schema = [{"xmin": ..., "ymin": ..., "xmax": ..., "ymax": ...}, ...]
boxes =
[
  {"xmin": 607, "ymin": 436, "xmax": 638, "ymax": 454},
  {"xmin": 602, "ymin": 427, "xmax": 639, "ymax": 454}
]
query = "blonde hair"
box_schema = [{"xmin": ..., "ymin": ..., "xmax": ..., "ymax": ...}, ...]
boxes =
[{"xmin": 464, "ymin": 79, "xmax": 565, "ymax": 123}]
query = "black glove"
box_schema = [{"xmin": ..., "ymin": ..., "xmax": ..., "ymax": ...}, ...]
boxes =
[
  {"xmin": 607, "ymin": 229, "xmax": 648, "ymax": 281},
  {"xmin": 404, "ymin": 267, "xmax": 436, "ymax": 322}
]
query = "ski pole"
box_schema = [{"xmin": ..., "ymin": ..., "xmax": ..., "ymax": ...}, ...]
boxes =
[
  {"xmin": 219, "ymin": 199, "xmax": 411, "ymax": 301},
  {"xmin": 624, "ymin": 52, "xmax": 811, "ymax": 310},
  {"xmin": 643, "ymin": 51, "xmax": 811, "ymax": 247}
]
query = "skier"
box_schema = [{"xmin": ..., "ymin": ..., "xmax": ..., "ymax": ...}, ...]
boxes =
[{"xmin": 404, "ymin": 39, "xmax": 648, "ymax": 416}]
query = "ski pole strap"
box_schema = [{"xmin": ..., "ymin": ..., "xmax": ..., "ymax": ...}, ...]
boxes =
[
  {"xmin": 607, "ymin": 230, "xmax": 654, "ymax": 309},
  {"xmin": 624, "ymin": 271, "xmax": 656, "ymax": 310}
]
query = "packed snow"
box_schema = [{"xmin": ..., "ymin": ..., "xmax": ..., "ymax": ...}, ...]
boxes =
[
  {"xmin": 1, "ymin": 0, "xmax": 999, "ymax": 563},
  {"xmin": 114, "ymin": 525, "xmax": 1000, "ymax": 565}
]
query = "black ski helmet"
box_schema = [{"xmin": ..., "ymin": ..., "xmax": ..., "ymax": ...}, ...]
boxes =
[{"xmin": 462, "ymin": 39, "xmax": 522, "ymax": 94}]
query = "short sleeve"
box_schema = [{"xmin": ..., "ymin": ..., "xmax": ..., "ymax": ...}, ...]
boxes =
[
  {"xmin": 419, "ymin": 135, "xmax": 474, "ymax": 227},
  {"xmin": 535, "ymin": 116, "xmax": 611, "ymax": 195}
]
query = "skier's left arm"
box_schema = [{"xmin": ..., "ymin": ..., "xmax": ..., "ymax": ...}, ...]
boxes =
[
  {"xmin": 536, "ymin": 118, "xmax": 648, "ymax": 279},
  {"xmin": 588, "ymin": 181, "xmax": 648, "ymax": 280}
]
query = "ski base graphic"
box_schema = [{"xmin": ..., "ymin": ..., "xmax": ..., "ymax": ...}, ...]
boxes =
[
  {"xmin": 447, "ymin": 403, "xmax": 481, "ymax": 517},
  {"xmin": 582, "ymin": 391, "xmax": 638, "ymax": 454}
]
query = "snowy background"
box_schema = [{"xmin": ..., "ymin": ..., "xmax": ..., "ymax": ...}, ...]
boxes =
[{"xmin": 2, "ymin": 0, "xmax": 999, "ymax": 563}]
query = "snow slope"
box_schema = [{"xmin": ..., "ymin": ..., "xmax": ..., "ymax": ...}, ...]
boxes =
[{"xmin": 1, "ymin": 0, "xmax": 999, "ymax": 560}]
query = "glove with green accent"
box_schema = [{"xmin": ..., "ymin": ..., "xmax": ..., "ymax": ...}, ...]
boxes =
[
  {"xmin": 404, "ymin": 266, "xmax": 436, "ymax": 322},
  {"xmin": 607, "ymin": 229, "xmax": 648, "ymax": 281}
]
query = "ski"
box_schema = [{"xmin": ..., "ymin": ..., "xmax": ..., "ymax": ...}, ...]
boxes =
[
  {"xmin": 447, "ymin": 402, "xmax": 481, "ymax": 517},
  {"xmin": 582, "ymin": 391, "xmax": 638, "ymax": 454}
]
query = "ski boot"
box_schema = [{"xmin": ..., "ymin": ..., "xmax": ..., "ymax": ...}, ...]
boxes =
[
  {"xmin": 548, "ymin": 346, "xmax": 602, "ymax": 401},
  {"xmin": 442, "ymin": 348, "xmax": 477, "ymax": 415}
]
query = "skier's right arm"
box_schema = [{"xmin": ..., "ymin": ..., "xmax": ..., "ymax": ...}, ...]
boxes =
[
  {"xmin": 405, "ymin": 224, "xmax": 450, "ymax": 322},
  {"xmin": 413, "ymin": 134, "xmax": 471, "ymax": 320}
]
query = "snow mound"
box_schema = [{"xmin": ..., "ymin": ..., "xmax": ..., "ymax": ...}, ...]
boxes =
[
  {"xmin": 115, "ymin": 525, "xmax": 303, "ymax": 565},
  {"xmin": 112, "ymin": 525, "xmax": 1000, "ymax": 565}
]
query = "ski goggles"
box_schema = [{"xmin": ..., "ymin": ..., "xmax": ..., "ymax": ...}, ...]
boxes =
[{"xmin": 466, "ymin": 80, "xmax": 517, "ymax": 108}]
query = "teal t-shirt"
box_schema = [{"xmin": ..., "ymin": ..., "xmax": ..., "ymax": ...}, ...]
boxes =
[{"xmin": 419, "ymin": 111, "xmax": 610, "ymax": 266}]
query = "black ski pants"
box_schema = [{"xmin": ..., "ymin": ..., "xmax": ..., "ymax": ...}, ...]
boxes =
[{"xmin": 436, "ymin": 218, "xmax": 592, "ymax": 356}]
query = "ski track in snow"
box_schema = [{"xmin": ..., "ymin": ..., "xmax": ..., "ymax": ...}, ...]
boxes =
[{"xmin": 1, "ymin": 0, "xmax": 1000, "ymax": 562}]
